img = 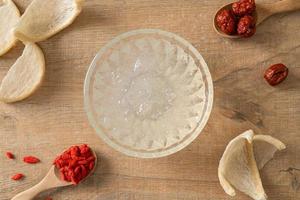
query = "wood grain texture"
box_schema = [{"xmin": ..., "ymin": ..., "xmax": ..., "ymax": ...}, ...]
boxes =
[{"xmin": 0, "ymin": 0, "xmax": 299, "ymax": 199}]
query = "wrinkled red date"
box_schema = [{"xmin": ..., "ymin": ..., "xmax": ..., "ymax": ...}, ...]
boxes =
[
  {"xmin": 216, "ymin": 9, "xmax": 236, "ymax": 35},
  {"xmin": 264, "ymin": 63, "xmax": 289, "ymax": 86},
  {"xmin": 232, "ymin": 0, "xmax": 256, "ymax": 16},
  {"xmin": 237, "ymin": 15, "xmax": 256, "ymax": 37}
]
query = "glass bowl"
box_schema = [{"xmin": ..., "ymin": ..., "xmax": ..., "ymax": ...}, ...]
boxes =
[{"xmin": 84, "ymin": 29, "xmax": 213, "ymax": 158}]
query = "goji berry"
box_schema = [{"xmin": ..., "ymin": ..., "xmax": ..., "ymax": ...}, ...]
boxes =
[
  {"xmin": 11, "ymin": 173, "xmax": 24, "ymax": 180},
  {"xmin": 23, "ymin": 156, "xmax": 40, "ymax": 164},
  {"xmin": 69, "ymin": 160, "xmax": 78, "ymax": 168},
  {"xmin": 6, "ymin": 152, "xmax": 14, "ymax": 159},
  {"xmin": 71, "ymin": 175, "xmax": 77, "ymax": 184},
  {"xmin": 53, "ymin": 144, "xmax": 95, "ymax": 185},
  {"xmin": 80, "ymin": 165, "xmax": 87, "ymax": 177},
  {"xmin": 60, "ymin": 171, "xmax": 67, "ymax": 181},
  {"xmin": 74, "ymin": 166, "xmax": 81, "ymax": 175},
  {"xmin": 87, "ymin": 156, "xmax": 95, "ymax": 162},
  {"xmin": 78, "ymin": 160, "xmax": 88, "ymax": 165},
  {"xmin": 70, "ymin": 146, "xmax": 80, "ymax": 156},
  {"xmin": 45, "ymin": 197, "xmax": 53, "ymax": 200},
  {"xmin": 89, "ymin": 161, "xmax": 95, "ymax": 170},
  {"xmin": 77, "ymin": 156, "xmax": 86, "ymax": 161},
  {"xmin": 61, "ymin": 153, "xmax": 70, "ymax": 160}
]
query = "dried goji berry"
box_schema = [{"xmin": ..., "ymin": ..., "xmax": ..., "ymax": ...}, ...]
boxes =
[
  {"xmin": 77, "ymin": 156, "xmax": 86, "ymax": 161},
  {"xmin": 60, "ymin": 172, "xmax": 66, "ymax": 181},
  {"xmin": 45, "ymin": 197, "xmax": 53, "ymax": 200},
  {"xmin": 61, "ymin": 153, "xmax": 70, "ymax": 160},
  {"xmin": 6, "ymin": 152, "xmax": 14, "ymax": 159},
  {"xmin": 11, "ymin": 173, "xmax": 24, "ymax": 180},
  {"xmin": 89, "ymin": 161, "xmax": 95, "ymax": 171},
  {"xmin": 70, "ymin": 146, "xmax": 80, "ymax": 156},
  {"xmin": 71, "ymin": 175, "xmax": 77, "ymax": 184},
  {"xmin": 67, "ymin": 160, "xmax": 74, "ymax": 167},
  {"xmin": 78, "ymin": 160, "xmax": 88, "ymax": 165},
  {"xmin": 53, "ymin": 144, "xmax": 95, "ymax": 185},
  {"xmin": 80, "ymin": 165, "xmax": 87, "ymax": 177},
  {"xmin": 87, "ymin": 156, "xmax": 95, "ymax": 162},
  {"xmin": 79, "ymin": 144, "xmax": 90, "ymax": 154},
  {"xmin": 74, "ymin": 166, "xmax": 81, "ymax": 175},
  {"xmin": 23, "ymin": 156, "xmax": 40, "ymax": 164}
]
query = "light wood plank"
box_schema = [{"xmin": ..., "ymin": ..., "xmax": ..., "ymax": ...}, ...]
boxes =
[{"xmin": 0, "ymin": 0, "xmax": 299, "ymax": 199}]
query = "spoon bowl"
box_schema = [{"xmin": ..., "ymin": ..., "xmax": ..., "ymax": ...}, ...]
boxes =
[
  {"xmin": 213, "ymin": 3, "xmax": 258, "ymax": 39},
  {"xmin": 213, "ymin": 0, "xmax": 300, "ymax": 39},
  {"xmin": 53, "ymin": 145, "xmax": 98, "ymax": 185},
  {"xmin": 12, "ymin": 145, "xmax": 97, "ymax": 200}
]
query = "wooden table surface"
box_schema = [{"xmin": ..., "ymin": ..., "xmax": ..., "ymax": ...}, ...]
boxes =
[{"xmin": 1, "ymin": 0, "xmax": 300, "ymax": 199}]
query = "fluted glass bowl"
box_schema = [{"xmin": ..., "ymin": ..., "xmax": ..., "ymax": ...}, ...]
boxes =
[{"xmin": 84, "ymin": 29, "xmax": 213, "ymax": 158}]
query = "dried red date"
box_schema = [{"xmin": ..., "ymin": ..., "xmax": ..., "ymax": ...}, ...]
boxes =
[
  {"xmin": 232, "ymin": 0, "xmax": 256, "ymax": 16},
  {"xmin": 264, "ymin": 63, "xmax": 289, "ymax": 86},
  {"xmin": 216, "ymin": 9, "xmax": 236, "ymax": 35},
  {"xmin": 237, "ymin": 15, "xmax": 256, "ymax": 37}
]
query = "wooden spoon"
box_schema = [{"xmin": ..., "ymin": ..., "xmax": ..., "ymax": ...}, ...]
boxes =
[
  {"xmin": 213, "ymin": 0, "xmax": 300, "ymax": 38},
  {"xmin": 11, "ymin": 147, "xmax": 97, "ymax": 200}
]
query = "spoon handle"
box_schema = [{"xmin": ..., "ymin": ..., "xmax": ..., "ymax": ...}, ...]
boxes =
[
  {"xmin": 271, "ymin": 0, "xmax": 300, "ymax": 14},
  {"xmin": 11, "ymin": 166, "xmax": 61, "ymax": 200},
  {"xmin": 11, "ymin": 181, "xmax": 49, "ymax": 200},
  {"xmin": 257, "ymin": 0, "xmax": 300, "ymax": 25}
]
